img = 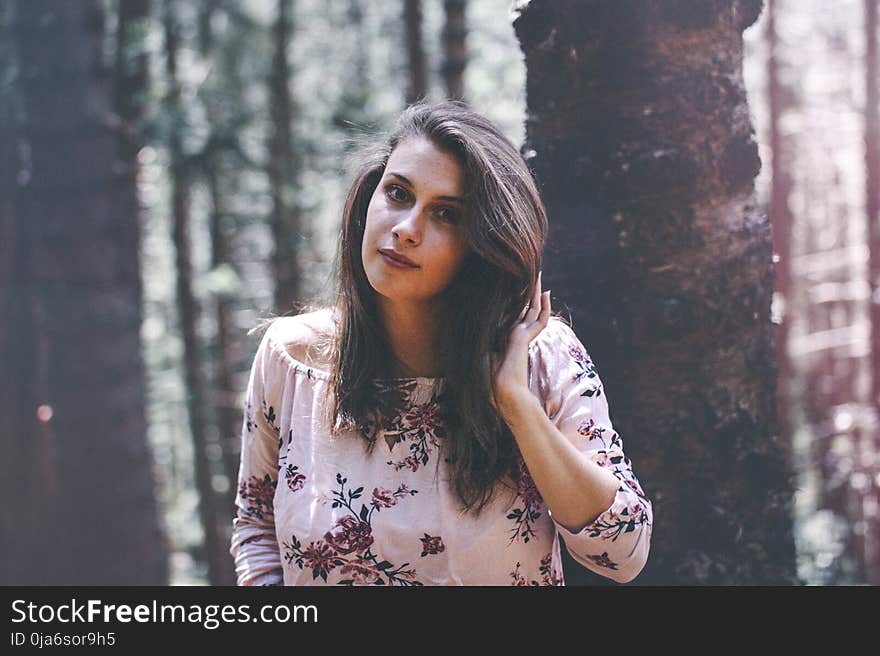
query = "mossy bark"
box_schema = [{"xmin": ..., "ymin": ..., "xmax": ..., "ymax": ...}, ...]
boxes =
[
  {"xmin": 515, "ymin": 0, "xmax": 799, "ymax": 584},
  {"xmin": 4, "ymin": 0, "xmax": 168, "ymax": 584}
]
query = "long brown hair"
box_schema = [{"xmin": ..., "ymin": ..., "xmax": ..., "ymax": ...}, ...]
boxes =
[{"xmin": 312, "ymin": 100, "xmax": 549, "ymax": 514}]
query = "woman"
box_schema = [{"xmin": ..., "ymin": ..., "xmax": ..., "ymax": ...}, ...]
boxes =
[{"xmin": 229, "ymin": 100, "xmax": 652, "ymax": 586}]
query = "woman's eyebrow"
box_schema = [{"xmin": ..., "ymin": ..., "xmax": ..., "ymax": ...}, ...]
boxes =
[{"xmin": 386, "ymin": 172, "xmax": 464, "ymax": 204}]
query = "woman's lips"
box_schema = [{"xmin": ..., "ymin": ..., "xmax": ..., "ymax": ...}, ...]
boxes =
[{"xmin": 379, "ymin": 251, "xmax": 419, "ymax": 269}]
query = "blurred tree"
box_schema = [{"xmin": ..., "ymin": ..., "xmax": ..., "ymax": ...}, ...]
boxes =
[
  {"xmin": 441, "ymin": 0, "xmax": 467, "ymax": 100},
  {"xmin": 515, "ymin": 0, "xmax": 799, "ymax": 584},
  {"xmin": 2, "ymin": 0, "xmax": 167, "ymax": 584},
  {"xmin": 331, "ymin": 0, "xmax": 375, "ymax": 135},
  {"xmin": 864, "ymin": 0, "xmax": 880, "ymax": 585},
  {"xmin": 115, "ymin": 0, "xmax": 150, "ymax": 166},
  {"xmin": 789, "ymin": 0, "xmax": 872, "ymax": 585},
  {"xmin": 404, "ymin": 0, "xmax": 427, "ymax": 104},
  {"xmin": 198, "ymin": 0, "xmax": 235, "ymax": 505},
  {"xmin": 195, "ymin": 0, "xmax": 253, "ymax": 569},
  {"xmin": 269, "ymin": 0, "xmax": 303, "ymax": 315},
  {"xmin": 162, "ymin": 0, "xmax": 231, "ymax": 585},
  {"xmin": 766, "ymin": 0, "xmax": 796, "ymax": 458}
]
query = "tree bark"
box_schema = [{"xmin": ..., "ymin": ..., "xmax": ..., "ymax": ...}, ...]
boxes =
[
  {"xmin": 207, "ymin": 163, "xmax": 243, "ymax": 507},
  {"xmin": 766, "ymin": 0, "xmax": 796, "ymax": 458},
  {"xmin": 3, "ymin": 0, "xmax": 167, "ymax": 584},
  {"xmin": 115, "ymin": 0, "xmax": 150, "ymax": 162},
  {"xmin": 269, "ymin": 0, "xmax": 302, "ymax": 315},
  {"xmin": 404, "ymin": 0, "xmax": 427, "ymax": 104},
  {"xmin": 864, "ymin": 0, "xmax": 880, "ymax": 585},
  {"xmin": 442, "ymin": 0, "xmax": 467, "ymax": 100},
  {"xmin": 515, "ymin": 0, "xmax": 799, "ymax": 584},
  {"xmin": 331, "ymin": 0, "xmax": 373, "ymax": 132},
  {"xmin": 163, "ymin": 0, "xmax": 230, "ymax": 585},
  {"xmin": 197, "ymin": 0, "xmax": 248, "ymax": 558}
]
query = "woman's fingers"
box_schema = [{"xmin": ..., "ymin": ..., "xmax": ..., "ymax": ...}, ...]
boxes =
[
  {"xmin": 516, "ymin": 271, "xmax": 548, "ymax": 328},
  {"xmin": 524, "ymin": 290, "xmax": 549, "ymax": 337},
  {"xmin": 539, "ymin": 290, "xmax": 551, "ymax": 325},
  {"xmin": 525, "ymin": 271, "xmax": 542, "ymax": 323}
]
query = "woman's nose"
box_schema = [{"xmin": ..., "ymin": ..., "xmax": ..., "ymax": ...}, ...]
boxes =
[{"xmin": 392, "ymin": 209, "xmax": 423, "ymax": 244}]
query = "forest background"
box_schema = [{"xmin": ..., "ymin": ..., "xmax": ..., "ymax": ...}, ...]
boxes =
[{"xmin": 1, "ymin": 0, "xmax": 878, "ymax": 586}]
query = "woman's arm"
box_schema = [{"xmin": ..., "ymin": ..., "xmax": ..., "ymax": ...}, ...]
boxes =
[
  {"xmin": 497, "ymin": 389, "xmax": 620, "ymax": 533},
  {"xmin": 229, "ymin": 326, "xmax": 285, "ymax": 586},
  {"xmin": 493, "ymin": 280, "xmax": 652, "ymax": 583}
]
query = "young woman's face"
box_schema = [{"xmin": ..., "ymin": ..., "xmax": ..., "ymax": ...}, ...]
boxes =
[{"xmin": 361, "ymin": 137, "xmax": 469, "ymax": 304}]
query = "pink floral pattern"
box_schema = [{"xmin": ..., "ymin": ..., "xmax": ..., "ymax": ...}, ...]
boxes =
[
  {"xmin": 539, "ymin": 553, "xmax": 563, "ymax": 585},
  {"xmin": 371, "ymin": 487, "xmax": 398, "ymax": 507},
  {"xmin": 419, "ymin": 534, "xmax": 445, "ymax": 557},
  {"xmin": 231, "ymin": 317, "xmax": 653, "ymax": 586},
  {"xmin": 262, "ymin": 401, "xmax": 280, "ymax": 434},
  {"xmin": 281, "ymin": 473, "xmax": 425, "ymax": 585},
  {"xmin": 324, "ymin": 516, "xmax": 374, "ymax": 554},
  {"xmin": 244, "ymin": 400, "xmax": 255, "ymax": 434},
  {"xmin": 583, "ymin": 497, "xmax": 651, "ymax": 542},
  {"xmin": 576, "ymin": 417, "xmax": 620, "ymax": 450},
  {"xmin": 339, "ymin": 557, "xmax": 382, "ymax": 585},
  {"xmin": 358, "ymin": 380, "xmax": 447, "ymax": 473},
  {"xmin": 284, "ymin": 464, "xmax": 306, "ymax": 492},
  {"xmin": 509, "ymin": 553, "xmax": 562, "ymax": 586},
  {"xmin": 584, "ymin": 551, "xmax": 618, "ymax": 570},
  {"xmin": 386, "ymin": 396, "xmax": 445, "ymax": 472},
  {"xmin": 506, "ymin": 457, "xmax": 544, "ymax": 544},
  {"xmin": 238, "ymin": 474, "xmax": 277, "ymax": 520},
  {"xmin": 569, "ymin": 342, "xmax": 602, "ymax": 399},
  {"xmin": 300, "ymin": 541, "xmax": 340, "ymax": 580}
]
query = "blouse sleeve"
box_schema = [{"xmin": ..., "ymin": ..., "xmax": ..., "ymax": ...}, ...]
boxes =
[
  {"xmin": 530, "ymin": 318, "xmax": 653, "ymax": 584},
  {"xmin": 229, "ymin": 324, "xmax": 285, "ymax": 586}
]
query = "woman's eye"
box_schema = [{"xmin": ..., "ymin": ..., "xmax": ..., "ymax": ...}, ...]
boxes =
[
  {"xmin": 385, "ymin": 184, "xmax": 459, "ymax": 223},
  {"xmin": 385, "ymin": 184, "xmax": 408, "ymax": 202},
  {"xmin": 436, "ymin": 207, "xmax": 460, "ymax": 223}
]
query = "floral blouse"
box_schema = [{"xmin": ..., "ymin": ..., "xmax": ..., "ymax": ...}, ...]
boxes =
[{"xmin": 229, "ymin": 316, "xmax": 653, "ymax": 586}]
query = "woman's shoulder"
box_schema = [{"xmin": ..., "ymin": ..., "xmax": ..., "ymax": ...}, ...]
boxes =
[
  {"xmin": 527, "ymin": 316, "xmax": 598, "ymax": 408},
  {"xmin": 528, "ymin": 315, "xmax": 591, "ymax": 378},
  {"xmin": 264, "ymin": 307, "xmax": 337, "ymax": 371},
  {"xmin": 530, "ymin": 315, "xmax": 580, "ymax": 355}
]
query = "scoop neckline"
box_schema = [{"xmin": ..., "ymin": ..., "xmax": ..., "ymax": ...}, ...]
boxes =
[{"xmin": 273, "ymin": 346, "xmax": 444, "ymax": 385}]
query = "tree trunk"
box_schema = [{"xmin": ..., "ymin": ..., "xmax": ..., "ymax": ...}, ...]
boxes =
[
  {"xmin": 864, "ymin": 0, "xmax": 880, "ymax": 585},
  {"xmin": 197, "ymin": 0, "xmax": 248, "ymax": 554},
  {"xmin": 515, "ymin": 0, "xmax": 799, "ymax": 584},
  {"xmin": 115, "ymin": 0, "xmax": 150, "ymax": 163},
  {"xmin": 207, "ymin": 164, "xmax": 243, "ymax": 508},
  {"xmin": 404, "ymin": 0, "xmax": 427, "ymax": 104},
  {"xmin": 163, "ymin": 0, "xmax": 230, "ymax": 586},
  {"xmin": 442, "ymin": 0, "xmax": 467, "ymax": 100},
  {"xmin": 332, "ymin": 0, "xmax": 374, "ymax": 133},
  {"xmin": 348, "ymin": 0, "xmax": 369, "ymax": 87},
  {"xmin": 269, "ymin": 0, "xmax": 302, "ymax": 315},
  {"xmin": 766, "ymin": 0, "xmax": 795, "ymax": 458},
  {"xmin": 3, "ymin": 0, "xmax": 167, "ymax": 584},
  {"xmin": 0, "ymin": 0, "xmax": 51, "ymax": 585}
]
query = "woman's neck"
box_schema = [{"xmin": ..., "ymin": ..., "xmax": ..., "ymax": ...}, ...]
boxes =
[{"xmin": 375, "ymin": 297, "xmax": 445, "ymax": 378}]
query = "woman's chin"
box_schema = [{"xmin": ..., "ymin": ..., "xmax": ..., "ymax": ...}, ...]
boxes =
[{"xmin": 369, "ymin": 283, "xmax": 433, "ymax": 305}]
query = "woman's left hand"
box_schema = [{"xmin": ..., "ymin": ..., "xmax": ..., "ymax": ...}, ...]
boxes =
[{"xmin": 491, "ymin": 271, "xmax": 551, "ymax": 417}]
